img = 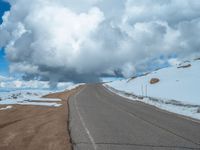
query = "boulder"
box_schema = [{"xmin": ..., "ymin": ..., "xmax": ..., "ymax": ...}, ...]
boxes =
[{"xmin": 150, "ymin": 78, "xmax": 160, "ymax": 84}]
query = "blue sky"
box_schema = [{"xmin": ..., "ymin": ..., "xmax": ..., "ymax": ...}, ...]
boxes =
[
  {"xmin": 0, "ymin": 0, "xmax": 10, "ymax": 75},
  {"xmin": 0, "ymin": 48, "xmax": 9, "ymax": 75},
  {"xmin": 0, "ymin": 0, "xmax": 10, "ymax": 24}
]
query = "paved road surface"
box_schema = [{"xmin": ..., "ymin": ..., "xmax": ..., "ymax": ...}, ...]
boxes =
[{"xmin": 69, "ymin": 84, "xmax": 200, "ymax": 150}]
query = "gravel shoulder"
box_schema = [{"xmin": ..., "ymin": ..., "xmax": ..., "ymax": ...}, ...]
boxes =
[{"xmin": 0, "ymin": 86, "xmax": 82, "ymax": 150}]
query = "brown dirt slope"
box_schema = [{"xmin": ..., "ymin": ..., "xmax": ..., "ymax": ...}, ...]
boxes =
[{"xmin": 0, "ymin": 86, "xmax": 82, "ymax": 150}]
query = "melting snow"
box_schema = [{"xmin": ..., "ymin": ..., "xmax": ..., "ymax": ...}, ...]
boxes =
[
  {"xmin": 0, "ymin": 83, "xmax": 84, "ymax": 108},
  {"xmin": 0, "ymin": 90, "xmax": 62, "ymax": 107},
  {"xmin": 0, "ymin": 105, "xmax": 12, "ymax": 110}
]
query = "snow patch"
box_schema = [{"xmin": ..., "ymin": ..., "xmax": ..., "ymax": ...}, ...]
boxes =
[
  {"xmin": 0, "ymin": 83, "xmax": 83, "ymax": 107},
  {"xmin": 0, "ymin": 89, "xmax": 58, "ymax": 107},
  {"xmin": 65, "ymin": 83, "xmax": 85, "ymax": 91},
  {"xmin": 105, "ymin": 59, "xmax": 200, "ymax": 120},
  {"xmin": 0, "ymin": 105, "xmax": 12, "ymax": 110}
]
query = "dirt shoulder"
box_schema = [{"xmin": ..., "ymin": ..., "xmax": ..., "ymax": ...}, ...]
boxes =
[{"xmin": 0, "ymin": 86, "xmax": 82, "ymax": 150}]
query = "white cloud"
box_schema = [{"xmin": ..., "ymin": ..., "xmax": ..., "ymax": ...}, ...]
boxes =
[
  {"xmin": 0, "ymin": 74, "xmax": 73, "ymax": 89},
  {"xmin": 0, "ymin": 77, "xmax": 49, "ymax": 89},
  {"xmin": 121, "ymin": 63, "xmax": 136, "ymax": 78},
  {"xmin": 0, "ymin": 0, "xmax": 200, "ymax": 83},
  {"xmin": 0, "ymin": 75, "xmax": 13, "ymax": 81},
  {"xmin": 168, "ymin": 58, "xmax": 181, "ymax": 66},
  {"xmin": 10, "ymin": 63, "xmax": 39, "ymax": 74}
]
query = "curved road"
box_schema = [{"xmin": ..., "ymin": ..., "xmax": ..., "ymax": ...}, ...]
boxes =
[{"xmin": 69, "ymin": 84, "xmax": 200, "ymax": 150}]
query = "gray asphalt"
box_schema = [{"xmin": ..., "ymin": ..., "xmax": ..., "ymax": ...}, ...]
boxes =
[{"xmin": 69, "ymin": 84, "xmax": 200, "ymax": 150}]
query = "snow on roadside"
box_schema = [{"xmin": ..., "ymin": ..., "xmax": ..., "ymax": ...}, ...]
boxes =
[
  {"xmin": 105, "ymin": 59, "xmax": 200, "ymax": 120},
  {"xmin": 0, "ymin": 89, "xmax": 62, "ymax": 107},
  {"xmin": 65, "ymin": 83, "xmax": 85, "ymax": 91},
  {"xmin": 0, "ymin": 105, "xmax": 12, "ymax": 111},
  {"xmin": 0, "ymin": 83, "xmax": 84, "ymax": 108}
]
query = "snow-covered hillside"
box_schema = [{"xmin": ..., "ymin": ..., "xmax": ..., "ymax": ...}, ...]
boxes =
[
  {"xmin": 0, "ymin": 83, "xmax": 84, "ymax": 109},
  {"xmin": 0, "ymin": 89, "xmax": 61, "ymax": 107},
  {"xmin": 105, "ymin": 59, "xmax": 200, "ymax": 120}
]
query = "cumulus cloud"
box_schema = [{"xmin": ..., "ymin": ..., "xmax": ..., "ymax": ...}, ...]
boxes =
[
  {"xmin": 0, "ymin": 74, "xmax": 74, "ymax": 89},
  {"xmin": 0, "ymin": 0, "xmax": 200, "ymax": 84},
  {"xmin": 0, "ymin": 75, "xmax": 13, "ymax": 81}
]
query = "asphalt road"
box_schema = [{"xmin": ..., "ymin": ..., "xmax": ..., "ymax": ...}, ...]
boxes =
[{"xmin": 69, "ymin": 84, "xmax": 200, "ymax": 150}]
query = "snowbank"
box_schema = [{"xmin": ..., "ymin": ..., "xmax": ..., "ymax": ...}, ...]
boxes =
[
  {"xmin": 0, "ymin": 106, "xmax": 12, "ymax": 111},
  {"xmin": 0, "ymin": 89, "xmax": 61, "ymax": 107},
  {"xmin": 0, "ymin": 83, "xmax": 84, "ymax": 108},
  {"xmin": 105, "ymin": 59, "xmax": 200, "ymax": 120}
]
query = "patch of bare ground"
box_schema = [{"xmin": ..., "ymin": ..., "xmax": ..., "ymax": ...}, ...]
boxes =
[
  {"xmin": 150, "ymin": 78, "xmax": 160, "ymax": 84},
  {"xmin": 177, "ymin": 63, "xmax": 191, "ymax": 68},
  {"xmin": 0, "ymin": 86, "xmax": 83, "ymax": 150}
]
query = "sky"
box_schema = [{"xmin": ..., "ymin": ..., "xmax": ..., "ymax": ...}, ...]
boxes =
[
  {"xmin": 0, "ymin": 0, "xmax": 200, "ymax": 86},
  {"xmin": 0, "ymin": 49, "xmax": 9, "ymax": 75},
  {"xmin": 0, "ymin": 0, "xmax": 10, "ymax": 75}
]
